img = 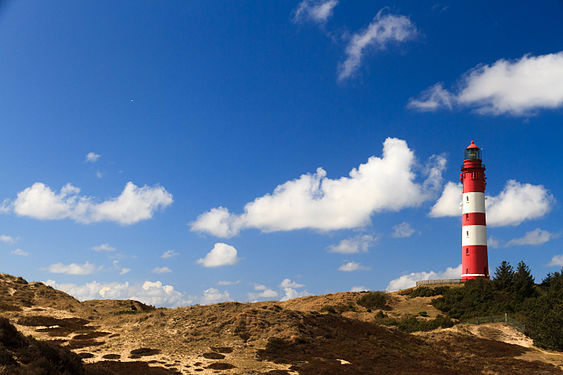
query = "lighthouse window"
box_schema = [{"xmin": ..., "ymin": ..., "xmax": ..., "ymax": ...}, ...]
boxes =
[
  {"xmin": 466, "ymin": 196, "xmax": 469, "ymax": 203},
  {"xmin": 466, "ymin": 268, "xmax": 469, "ymax": 275},
  {"xmin": 466, "ymin": 248, "xmax": 469, "ymax": 255},
  {"xmin": 466, "ymin": 213, "xmax": 469, "ymax": 221},
  {"xmin": 466, "ymin": 230, "xmax": 469, "ymax": 237}
]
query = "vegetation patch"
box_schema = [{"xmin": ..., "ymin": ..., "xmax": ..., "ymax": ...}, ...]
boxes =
[
  {"xmin": 431, "ymin": 260, "xmax": 563, "ymax": 351},
  {"xmin": 130, "ymin": 347, "xmax": 161, "ymax": 358},
  {"xmin": 320, "ymin": 302, "xmax": 357, "ymax": 314},
  {"xmin": 73, "ymin": 331, "xmax": 111, "ymax": 340},
  {"xmin": 400, "ymin": 286, "xmax": 451, "ymax": 298},
  {"xmin": 206, "ymin": 362, "xmax": 236, "ymax": 370},
  {"xmin": 356, "ymin": 291, "xmax": 388, "ymax": 310}
]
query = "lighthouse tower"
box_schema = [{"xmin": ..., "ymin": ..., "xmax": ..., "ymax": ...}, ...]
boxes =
[{"xmin": 460, "ymin": 141, "xmax": 489, "ymax": 280}]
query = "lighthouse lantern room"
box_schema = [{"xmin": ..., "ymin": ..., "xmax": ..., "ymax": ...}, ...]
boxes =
[{"xmin": 460, "ymin": 141, "xmax": 489, "ymax": 280}]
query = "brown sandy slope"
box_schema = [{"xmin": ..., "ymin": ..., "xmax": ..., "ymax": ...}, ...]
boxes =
[{"xmin": 1, "ymin": 273, "xmax": 562, "ymax": 374}]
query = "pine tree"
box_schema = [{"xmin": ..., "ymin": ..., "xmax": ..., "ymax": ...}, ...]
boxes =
[
  {"xmin": 493, "ymin": 261, "xmax": 514, "ymax": 291},
  {"xmin": 512, "ymin": 261, "xmax": 536, "ymax": 299}
]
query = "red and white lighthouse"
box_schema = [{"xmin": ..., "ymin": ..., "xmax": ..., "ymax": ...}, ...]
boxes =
[{"xmin": 460, "ymin": 141, "xmax": 489, "ymax": 280}]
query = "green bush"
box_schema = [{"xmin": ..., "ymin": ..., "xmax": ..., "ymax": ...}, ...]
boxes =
[
  {"xmin": 430, "ymin": 261, "xmax": 563, "ymax": 351},
  {"xmin": 402, "ymin": 286, "xmax": 450, "ymax": 298},
  {"xmin": 357, "ymin": 292, "xmax": 388, "ymax": 310}
]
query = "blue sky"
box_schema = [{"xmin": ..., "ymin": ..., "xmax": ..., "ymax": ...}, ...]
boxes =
[{"xmin": 1, "ymin": 0, "xmax": 562, "ymax": 306}]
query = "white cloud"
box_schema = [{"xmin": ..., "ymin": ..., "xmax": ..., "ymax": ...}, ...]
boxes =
[
  {"xmin": 120, "ymin": 268, "xmax": 131, "ymax": 275},
  {"xmin": 279, "ymin": 278, "xmax": 304, "ymax": 289},
  {"xmin": 161, "ymin": 250, "xmax": 179, "ymax": 259},
  {"xmin": 407, "ymin": 83, "xmax": 454, "ymax": 111},
  {"xmin": 217, "ymin": 280, "xmax": 240, "ymax": 286},
  {"xmin": 0, "ymin": 199, "xmax": 11, "ymax": 214},
  {"xmin": 92, "ymin": 243, "xmax": 116, "ymax": 252},
  {"xmin": 338, "ymin": 261, "xmax": 370, "ymax": 272},
  {"xmin": 85, "ymin": 152, "xmax": 101, "ymax": 163},
  {"xmin": 548, "ymin": 255, "xmax": 563, "ymax": 267},
  {"xmin": 506, "ymin": 228, "xmax": 554, "ymax": 247},
  {"xmin": 197, "ymin": 243, "xmax": 239, "ymax": 267},
  {"xmin": 293, "ymin": 0, "xmax": 338, "ymax": 25},
  {"xmin": 199, "ymin": 288, "xmax": 231, "ymax": 305},
  {"xmin": 386, "ymin": 264, "xmax": 461, "ymax": 291},
  {"xmin": 391, "ymin": 222, "xmax": 416, "ymax": 238},
  {"xmin": 429, "ymin": 182, "xmax": 462, "ymax": 218},
  {"xmin": 152, "ymin": 266, "xmax": 172, "ymax": 274},
  {"xmin": 338, "ymin": 10, "xmax": 416, "ymax": 81},
  {"xmin": 430, "ymin": 180, "xmax": 554, "ymax": 226},
  {"xmin": 350, "ymin": 286, "xmax": 368, "ymax": 292},
  {"xmin": 279, "ymin": 278, "xmax": 309, "ymax": 301},
  {"xmin": 409, "ymin": 52, "xmax": 563, "ymax": 115},
  {"xmin": 486, "ymin": 181, "xmax": 554, "ymax": 226},
  {"xmin": 47, "ymin": 262, "xmax": 97, "ymax": 275},
  {"xmin": 96, "ymin": 171, "xmax": 103, "ymax": 179},
  {"xmin": 192, "ymin": 138, "xmax": 445, "ymax": 237},
  {"xmin": 44, "ymin": 279, "xmax": 192, "ymax": 307},
  {"xmin": 11, "ymin": 248, "xmax": 28, "ymax": 256},
  {"xmin": 328, "ymin": 234, "xmax": 376, "ymax": 254},
  {"xmin": 0, "ymin": 234, "xmax": 15, "ymax": 243},
  {"xmin": 9, "ymin": 181, "xmax": 173, "ymax": 225},
  {"xmin": 248, "ymin": 284, "xmax": 279, "ymax": 301}
]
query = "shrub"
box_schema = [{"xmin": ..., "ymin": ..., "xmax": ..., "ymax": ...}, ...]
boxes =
[{"xmin": 357, "ymin": 292, "xmax": 388, "ymax": 310}]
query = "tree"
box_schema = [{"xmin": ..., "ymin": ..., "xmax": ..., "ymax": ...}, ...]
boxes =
[
  {"xmin": 493, "ymin": 261, "xmax": 514, "ymax": 291},
  {"xmin": 512, "ymin": 261, "xmax": 536, "ymax": 300}
]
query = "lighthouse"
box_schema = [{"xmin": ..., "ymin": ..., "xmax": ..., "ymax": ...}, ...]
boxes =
[{"xmin": 460, "ymin": 141, "xmax": 489, "ymax": 280}]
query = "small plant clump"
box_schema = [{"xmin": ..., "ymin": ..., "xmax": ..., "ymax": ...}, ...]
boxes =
[{"xmin": 356, "ymin": 292, "xmax": 388, "ymax": 310}]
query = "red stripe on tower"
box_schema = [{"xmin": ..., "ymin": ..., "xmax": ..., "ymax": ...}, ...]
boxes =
[{"xmin": 460, "ymin": 141, "xmax": 489, "ymax": 280}]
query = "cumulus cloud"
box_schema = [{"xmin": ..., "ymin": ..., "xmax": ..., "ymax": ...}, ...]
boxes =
[
  {"xmin": 486, "ymin": 181, "xmax": 554, "ymax": 226},
  {"xmin": 338, "ymin": 10, "xmax": 416, "ymax": 81},
  {"xmin": 279, "ymin": 278, "xmax": 309, "ymax": 301},
  {"xmin": 328, "ymin": 234, "xmax": 376, "ymax": 254},
  {"xmin": 429, "ymin": 182, "xmax": 462, "ymax": 218},
  {"xmin": 293, "ymin": 0, "xmax": 338, "ymax": 25},
  {"xmin": 192, "ymin": 138, "xmax": 445, "ymax": 237},
  {"xmin": 161, "ymin": 250, "xmax": 179, "ymax": 259},
  {"xmin": 44, "ymin": 279, "xmax": 191, "ymax": 307},
  {"xmin": 152, "ymin": 266, "xmax": 172, "ymax": 274},
  {"xmin": 391, "ymin": 222, "xmax": 416, "ymax": 238},
  {"xmin": 119, "ymin": 268, "xmax": 130, "ymax": 275},
  {"xmin": 0, "ymin": 234, "xmax": 15, "ymax": 243},
  {"xmin": 506, "ymin": 228, "xmax": 555, "ymax": 247},
  {"xmin": 409, "ymin": 52, "xmax": 563, "ymax": 115},
  {"xmin": 200, "ymin": 288, "xmax": 231, "ymax": 305},
  {"xmin": 11, "ymin": 248, "xmax": 28, "ymax": 256},
  {"xmin": 85, "ymin": 152, "xmax": 101, "ymax": 163},
  {"xmin": 47, "ymin": 262, "xmax": 97, "ymax": 275},
  {"xmin": 92, "ymin": 243, "xmax": 116, "ymax": 252},
  {"xmin": 386, "ymin": 264, "xmax": 462, "ymax": 291},
  {"xmin": 430, "ymin": 180, "xmax": 554, "ymax": 226},
  {"xmin": 248, "ymin": 284, "xmax": 279, "ymax": 301},
  {"xmin": 338, "ymin": 261, "xmax": 370, "ymax": 272},
  {"xmin": 197, "ymin": 243, "xmax": 239, "ymax": 267},
  {"xmin": 7, "ymin": 181, "xmax": 172, "ymax": 225},
  {"xmin": 548, "ymin": 255, "xmax": 563, "ymax": 267}
]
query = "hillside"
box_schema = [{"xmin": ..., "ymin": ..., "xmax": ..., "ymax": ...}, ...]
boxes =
[{"xmin": 1, "ymin": 273, "xmax": 562, "ymax": 374}]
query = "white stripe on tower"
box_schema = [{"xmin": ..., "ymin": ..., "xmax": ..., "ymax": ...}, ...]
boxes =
[
  {"xmin": 462, "ymin": 225, "xmax": 487, "ymax": 246},
  {"xmin": 462, "ymin": 192, "xmax": 485, "ymax": 213}
]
